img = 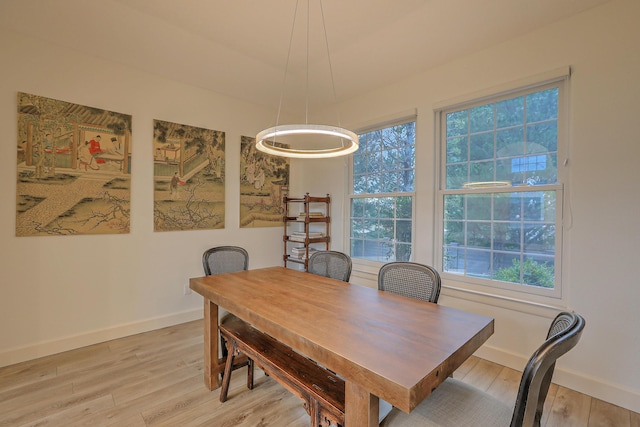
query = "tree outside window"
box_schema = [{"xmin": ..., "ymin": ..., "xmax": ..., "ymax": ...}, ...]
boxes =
[
  {"xmin": 440, "ymin": 84, "xmax": 564, "ymax": 293},
  {"xmin": 350, "ymin": 121, "xmax": 415, "ymax": 262}
]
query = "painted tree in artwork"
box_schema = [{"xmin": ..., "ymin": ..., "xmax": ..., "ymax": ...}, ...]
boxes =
[
  {"xmin": 152, "ymin": 119, "xmax": 226, "ymax": 232},
  {"xmin": 187, "ymin": 130, "xmax": 225, "ymax": 179},
  {"xmin": 18, "ymin": 93, "xmax": 79, "ymax": 178},
  {"xmin": 154, "ymin": 121, "xmax": 225, "ymax": 179}
]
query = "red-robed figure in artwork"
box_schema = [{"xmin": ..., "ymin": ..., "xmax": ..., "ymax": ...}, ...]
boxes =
[{"xmin": 89, "ymin": 135, "xmax": 105, "ymax": 164}]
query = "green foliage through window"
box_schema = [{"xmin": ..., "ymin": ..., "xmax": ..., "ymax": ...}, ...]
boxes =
[
  {"xmin": 440, "ymin": 82, "xmax": 564, "ymax": 292},
  {"xmin": 351, "ymin": 121, "xmax": 415, "ymax": 262},
  {"xmin": 494, "ymin": 258, "xmax": 554, "ymax": 288}
]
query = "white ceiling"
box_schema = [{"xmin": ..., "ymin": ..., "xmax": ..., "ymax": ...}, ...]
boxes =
[{"xmin": 1, "ymin": 0, "xmax": 609, "ymax": 115}]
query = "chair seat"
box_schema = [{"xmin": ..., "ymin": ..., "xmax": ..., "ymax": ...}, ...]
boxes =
[{"xmin": 382, "ymin": 378, "xmax": 512, "ymax": 427}]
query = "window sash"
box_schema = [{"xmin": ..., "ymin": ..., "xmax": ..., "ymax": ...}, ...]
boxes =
[
  {"xmin": 349, "ymin": 119, "xmax": 416, "ymax": 264},
  {"xmin": 435, "ymin": 77, "xmax": 567, "ymax": 299}
]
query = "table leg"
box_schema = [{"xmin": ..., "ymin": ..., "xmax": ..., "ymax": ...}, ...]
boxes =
[
  {"xmin": 203, "ymin": 298, "xmax": 220, "ymax": 390},
  {"xmin": 345, "ymin": 381, "xmax": 379, "ymax": 427}
]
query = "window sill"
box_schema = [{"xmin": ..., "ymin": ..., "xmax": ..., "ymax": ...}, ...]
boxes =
[
  {"xmin": 351, "ymin": 262, "xmax": 568, "ymax": 316},
  {"xmin": 441, "ymin": 282, "xmax": 568, "ymax": 318}
]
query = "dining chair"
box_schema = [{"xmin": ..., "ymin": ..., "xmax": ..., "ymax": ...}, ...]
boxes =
[
  {"xmin": 381, "ymin": 311, "xmax": 586, "ymax": 427},
  {"xmin": 307, "ymin": 250, "xmax": 353, "ymax": 282},
  {"xmin": 202, "ymin": 245, "xmax": 249, "ymax": 276},
  {"xmin": 378, "ymin": 261, "xmax": 442, "ymax": 303},
  {"xmin": 376, "ymin": 262, "xmax": 442, "ymax": 422},
  {"xmin": 202, "ymin": 246, "xmax": 252, "ymax": 382}
]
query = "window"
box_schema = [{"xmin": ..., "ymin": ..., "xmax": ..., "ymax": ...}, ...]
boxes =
[
  {"xmin": 438, "ymin": 81, "xmax": 565, "ymax": 296},
  {"xmin": 350, "ymin": 120, "xmax": 416, "ymax": 262}
]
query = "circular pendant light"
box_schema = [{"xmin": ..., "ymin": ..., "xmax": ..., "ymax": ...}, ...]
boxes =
[
  {"xmin": 255, "ymin": 0, "xmax": 358, "ymax": 159},
  {"xmin": 256, "ymin": 124, "xmax": 358, "ymax": 158}
]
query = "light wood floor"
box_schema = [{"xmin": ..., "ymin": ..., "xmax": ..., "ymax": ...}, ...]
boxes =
[{"xmin": 1, "ymin": 320, "xmax": 638, "ymax": 427}]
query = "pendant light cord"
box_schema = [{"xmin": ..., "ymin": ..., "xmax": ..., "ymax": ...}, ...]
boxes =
[
  {"xmin": 258, "ymin": 0, "xmax": 357, "ymax": 156},
  {"xmin": 276, "ymin": 0, "xmax": 341, "ymax": 130},
  {"xmin": 275, "ymin": 0, "xmax": 300, "ymax": 132},
  {"xmin": 305, "ymin": 0, "xmax": 310, "ymax": 125},
  {"xmin": 319, "ymin": 0, "xmax": 342, "ymax": 130}
]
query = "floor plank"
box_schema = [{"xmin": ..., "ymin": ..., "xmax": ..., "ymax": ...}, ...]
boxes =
[
  {"xmin": 546, "ymin": 386, "xmax": 592, "ymax": 427},
  {"xmin": 20, "ymin": 394, "xmax": 115, "ymax": 427},
  {"xmin": 588, "ymin": 398, "xmax": 631, "ymax": 427},
  {"xmin": 458, "ymin": 356, "xmax": 503, "ymax": 391},
  {"xmin": 485, "ymin": 366, "xmax": 521, "ymax": 402},
  {"xmin": 80, "ymin": 375, "xmax": 207, "ymax": 427}
]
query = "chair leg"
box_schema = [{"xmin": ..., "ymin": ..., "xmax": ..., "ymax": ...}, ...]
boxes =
[
  {"xmin": 219, "ymin": 339, "xmax": 236, "ymax": 402},
  {"xmin": 247, "ymin": 358, "xmax": 254, "ymax": 390},
  {"xmin": 219, "ymin": 335, "xmax": 228, "ymax": 383}
]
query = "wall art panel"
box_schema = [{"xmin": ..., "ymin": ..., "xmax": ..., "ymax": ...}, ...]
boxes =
[
  {"xmin": 16, "ymin": 92, "xmax": 132, "ymax": 236},
  {"xmin": 153, "ymin": 119, "xmax": 225, "ymax": 232},
  {"xmin": 239, "ymin": 135, "xmax": 289, "ymax": 228}
]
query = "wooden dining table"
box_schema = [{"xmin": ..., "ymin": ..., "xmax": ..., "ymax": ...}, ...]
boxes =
[{"xmin": 189, "ymin": 266, "xmax": 494, "ymax": 427}]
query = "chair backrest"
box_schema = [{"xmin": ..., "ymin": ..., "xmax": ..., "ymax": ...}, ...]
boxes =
[
  {"xmin": 202, "ymin": 246, "xmax": 249, "ymax": 276},
  {"xmin": 307, "ymin": 251, "xmax": 352, "ymax": 282},
  {"xmin": 377, "ymin": 262, "xmax": 441, "ymax": 303},
  {"xmin": 510, "ymin": 311, "xmax": 585, "ymax": 427}
]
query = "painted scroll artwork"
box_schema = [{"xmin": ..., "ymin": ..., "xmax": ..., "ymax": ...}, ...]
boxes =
[
  {"xmin": 153, "ymin": 119, "xmax": 225, "ymax": 232},
  {"xmin": 240, "ymin": 135, "xmax": 289, "ymax": 228},
  {"xmin": 16, "ymin": 92, "xmax": 132, "ymax": 236}
]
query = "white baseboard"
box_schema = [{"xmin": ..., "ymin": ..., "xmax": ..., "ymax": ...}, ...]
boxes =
[
  {"xmin": 475, "ymin": 344, "xmax": 640, "ymax": 414},
  {"xmin": 0, "ymin": 308, "xmax": 203, "ymax": 368}
]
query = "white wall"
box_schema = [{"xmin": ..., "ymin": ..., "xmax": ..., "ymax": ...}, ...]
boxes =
[
  {"xmin": 301, "ymin": 0, "xmax": 640, "ymax": 413},
  {"xmin": 0, "ymin": 27, "xmax": 286, "ymax": 366}
]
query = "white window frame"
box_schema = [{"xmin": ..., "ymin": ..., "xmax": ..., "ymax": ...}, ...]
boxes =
[
  {"xmin": 347, "ymin": 116, "xmax": 417, "ymax": 269},
  {"xmin": 434, "ymin": 69, "xmax": 570, "ymax": 302}
]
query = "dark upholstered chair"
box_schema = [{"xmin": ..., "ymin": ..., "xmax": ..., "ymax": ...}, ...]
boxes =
[
  {"xmin": 378, "ymin": 262, "xmax": 442, "ymax": 303},
  {"xmin": 381, "ymin": 311, "xmax": 585, "ymax": 427},
  {"xmin": 308, "ymin": 250, "xmax": 352, "ymax": 282},
  {"xmin": 202, "ymin": 246, "xmax": 252, "ymax": 382}
]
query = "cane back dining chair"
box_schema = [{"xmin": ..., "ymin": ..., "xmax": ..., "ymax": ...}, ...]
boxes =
[
  {"xmin": 378, "ymin": 261, "xmax": 442, "ymax": 303},
  {"xmin": 202, "ymin": 245, "xmax": 249, "ymax": 276},
  {"xmin": 202, "ymin": 246, "xmax": 252, "ymax": 381},
  {"xmin": 376, "ymin": 261, "xmax": 442, "ymax": 422},
  {"xmin": 381, "ymin": 311, "xmax": 586, "ymax": 427},
  {"xmin": 307, "ymin": 250, "xmax": 353, "ymax": 282}
]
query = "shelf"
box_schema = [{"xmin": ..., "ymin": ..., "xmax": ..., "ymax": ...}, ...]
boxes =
[
  {"xmin": 284, "ymin": 256, "xmax": 307, "ymax": 264},
  {"xmin": 285, "ymin": 195, "xmax": 330, "ymax": 203},
  {"xmin": 285, "ymin": 236, "xmax": 329, "ymax": 244},
  {"xmin": 284, "ymin": 216, "xmax": 330, "ymax": 223},
  {"xmin": 283, "ymin": 193, "xmax": 330, "ymax": 272}
]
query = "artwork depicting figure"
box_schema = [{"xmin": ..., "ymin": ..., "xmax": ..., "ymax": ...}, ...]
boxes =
[
  {"xmin": 153, "ymin": 119, "xmax": 225, "ymax": 232},
  {"xmin": 16, "ymin": 92, "xmax": 132, "ymax": 236},
  {"xmin": 240, "ymin": 136, "xmax": 289, "ymax": 227}
]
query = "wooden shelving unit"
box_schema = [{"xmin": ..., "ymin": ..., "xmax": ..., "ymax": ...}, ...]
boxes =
[{"xmin": 283, "ymin": 193, "xmax": 330, "ymax": 271}]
